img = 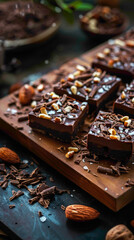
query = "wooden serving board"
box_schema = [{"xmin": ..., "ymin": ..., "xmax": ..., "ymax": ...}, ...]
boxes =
[{"xmin": 0, "ymin": 46, "xmax": 134, "ymax": 212}]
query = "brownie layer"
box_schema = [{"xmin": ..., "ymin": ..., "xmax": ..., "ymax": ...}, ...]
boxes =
[
  {"xmin": 54, "ymin": 65, "xmax": 121, "ymax": 112},
  {"xmin": 114, "ymin": 80, "xmax": 134, "ymax": 118},
  {"xmin": 87, "ymin": 111, "xmax": 134, "ymax": 161}
]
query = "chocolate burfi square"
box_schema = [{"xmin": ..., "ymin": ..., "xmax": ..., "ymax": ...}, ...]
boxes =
[
  {"xmin": 114, "ymin": 80, "xmax": 134, "ymax": 118},
  {"xmin": 29, "ymin": 92, "xmax": 88, "ymax": 142},
  {"xmin": 54, "ymin": 65, "xmax": 121, "ymax": 112},
  {"xmin": 92, "ymin": 31, "xmax": 134, "ymax": 79},
  {"xmin": 87, "ymin": 111, "xmax": 134, "ymax": 161}
]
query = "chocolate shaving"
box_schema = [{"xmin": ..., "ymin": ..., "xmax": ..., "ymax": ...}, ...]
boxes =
[
  {"xmin": 97, "ymin": 166, "xmax": 115, "ymax": 176},
  {"xmin": 9, "ymin": 204, "xmax": 15, "ymax": 209},
  {"xmin": 18, "ymin": 115, "xmax": 28, "ymax": 122},
  {"xmin": 10, "ymin": 190, "xmax": 24, "ymax": 201},
  {"xmin": 38, "ymin": 211, "xmax": 43, "ymax": 217},
  {"xmin": 89, "ymin": 85, "xmax": 98, "ymax": 98},
  {"xmin": 125, "ymin": 179, "xmax": 134, "ymax": 187}
]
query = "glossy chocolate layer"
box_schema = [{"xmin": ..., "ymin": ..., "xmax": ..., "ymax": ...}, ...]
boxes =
[
  {"xmin": 29, "ymin": 93, "xmax": 88, "ymax": 142},
  {"xmin": 54, "ymin": 66, "xmax": 121, "ymax": 112},
  {"xmin": 114, "ymin": 80, "xmax": 134, "ymax": 117},
  {"xmin": 87, "ymin": 111, "xmax": 134, "ymax": 160}
]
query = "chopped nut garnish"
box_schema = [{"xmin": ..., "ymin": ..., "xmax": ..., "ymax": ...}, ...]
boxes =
[
  {"xmin": 124, "ymin": 119, "xmax": 131, "ymax": 127},
  {"xmin": 60, "ymin": 78, "xmax": 65, "ymax": 83},
  {"xmin": 52, "ymin": 103, "xmax": 59, "ymax": 111},
  {"xmin": 76, "ymin": 65, "xmax": 86, "ymax": 72},
  {"xmin": 65, "ymin": 151, "xmax": 74, "ymax": 159},
  {"xmin": 108, "ymin": 59, "xmax": 114, "ymax": 67},
  {"xmin": 110, "ymin": 135, "xmax": 120, "ymax": 141},
  {"xmin": 114, "ymin": 39, "xmax": 125, "ymax": 47},
  {"xmin": 126, "ymin": 40, "xmax": 134, "ymax": 47},
  {"xmin": 121, "ymin": 91, "xmax": 126, "ymax": 100},
  {"xmin": 80, "ymin": 105, "xmax": 86, "ymax": 111},
  {"xmin": 96, "ymin": 53, "xmax": 105, "ymax": 59},
  {"xmin": 85, "ymin": 87, "xmax": 92, "ymax": 93},
  {"xmin": 52, "ymin": 93, "xmax": 60, "ymax": 99},
  {"xmin": 64, "ymin": 106, "xmax": 72, "ymax": 113},
  {"xmin": 40, "ymin": 107, "xmax": 47, "ymax": 115},
  {"xmin": 71, "ymin": 85, "xmax": 77, "ymax": 95},
  {"xmin": 39, "ymin": 114, "xmax": 51, "ymax": 120},
  {"xmin": 103, "ymin": 48, "xmax": 110, "ymax": 55},
  {"xmin": 113, "ymin": 57, "xmax": 119, "ymax": 62},
  {"xmin": 108, "ymin": 128, "xmax": 116, "ymax": 135},
  {"xmin": 37, "ymin": 84, "xmax": 44, "ymax": 92},
  {"xmin": 75, "ymin": 80, "xmax": 83, "ymax": 88},
  {"xmin": 68, "ymin": 74, "xmax": 74, "ymax": 81},
  {"xmin": 94, "ymin": 77, "xmax": 100, "ymax": 83},
  {"xmin": 55, "ymin": 117, "xmax": 62, "ymax": 123},
  {"xmin": 39, "ymin": 113, "xmax": 51, "ymax": 119},
  {"xmin": 68, "ymin": 147, "xmax": 79, "ymax": 152},
  {"xmin": 120, "ymin": 116, "xmax": 129, "ymax": 122},
  {"xmin": 92, "ymin": 71, "xmax": 101, "ymax": 77},
  {"xmin": 132, "ymin": 97, "xmax": 134, "ymax": 103},
  {"xmin": 31, "ymin": 101, "xmax": 37, "ymax": 108},
  {"xmin": 73, "ymin": 71, "xmax": 81, "ymax": 77}
]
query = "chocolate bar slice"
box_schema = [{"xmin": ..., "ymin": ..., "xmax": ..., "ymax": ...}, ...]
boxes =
[
  {"xmin": 92, "ymin": 33, "xmax": 134, "ymax": 80},
  {"xmin": 114, "ymin": 80, "xmax": 134, "ymax": 118},
  {"xmin": 29, "ymin": 92, "xmax": 88, "ymax": 142},
  {"xmin": 87, "ymin": 111, "xmax": 134, "ymax": 161},
  {"xmin": 54, "ymin": 65, "xmax": 121, "ymax": 112}
]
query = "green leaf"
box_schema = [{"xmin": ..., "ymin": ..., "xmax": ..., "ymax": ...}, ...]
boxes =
[{"xmin": 69, "ymin": 1, "xmax": 92, "ymax": 11}]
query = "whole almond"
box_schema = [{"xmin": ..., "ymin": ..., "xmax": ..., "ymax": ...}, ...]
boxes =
[
  {"xmin": 0, "ymin": 147, "xmax": 20, "ymax": 164},
  {"xmin": 65, "ymin": 204, "xmax": 100, "ymax": 222},
  {"xmin": 19, "ymin": 84, "xmax": 35, "ymax": 105},
  {"xmin": 105, "ymin": 224, "xmax": 134, "ymax": 240}
]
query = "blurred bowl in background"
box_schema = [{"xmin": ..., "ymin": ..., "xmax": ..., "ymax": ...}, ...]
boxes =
[
  {"xmin": 80, "ymin": 5, "xmax": 128, "ymax": 40},
  {"xmin": 0, "ymin": 1, "xmax": 60, "ymax": 50}
]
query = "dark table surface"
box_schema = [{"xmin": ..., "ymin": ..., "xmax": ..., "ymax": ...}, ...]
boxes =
[{"xmin": 0, "ymin": 1, "xmax": 134, "ymax": 240}]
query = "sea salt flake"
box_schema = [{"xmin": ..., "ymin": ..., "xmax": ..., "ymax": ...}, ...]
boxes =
[
  {"xmin": 83, "ymin": 166, "xmax": 88, "ymax": 171},
  {"xmin": 105, "ymin": 187, "xmax": 108, "ymax": 191},
  {"xmin": 40, "ymin": 216, "xmax": 47, "ymax": 223}
]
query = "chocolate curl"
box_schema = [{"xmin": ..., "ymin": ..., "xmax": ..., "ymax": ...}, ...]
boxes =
[
  {"xmin": 41, "ymin": 186, "xmax": 56, "ymax": 199},
  {"xmin": 29, "ymin": 196, "xmax": 40, "ymax": 205},
  {"xmin": 125, "ymin": 179, "xmax": 134, "ymax": 187},
  {"xmin": 10, "ymin": 190, "xmax": 24, "ymax": 201},
  {"xmin": 97, "ymin": 166, "xmax": 114, "ymax": 176}
]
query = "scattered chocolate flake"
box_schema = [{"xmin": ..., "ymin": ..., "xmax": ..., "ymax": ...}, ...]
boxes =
[
  {"xmin": 57, "ymin": 146, "xmax": 66, "ymax": 153},
  {"xmin": 9, "ymin": 204, "xmax": 15, "ymax": 209},
  {"xmin": 50, "ymin": 177, "xmax": 54, "ymax": 182},
  {"xmin": 61, "ymin": 205, "xmax": 66, "ymax": 211},
  {"xmin": 10, "ymin": 190, "xmax": 24, "ymax": 201},
  {"xmin": 0, "ymin": 164, "xmax": 6, "ymax": 175},
  {"xmin": 38, "ymin": 211, "xmax": 43, "ymax": 217},
  {"xmin": 125, "ymin": 179, "xmax": 134, "ymax": 187},
  {"xmin": 18, "ymin": 115, "xmax": 28, "ymax": 122},
  {"xmin": 97, "ymin": 166, "xmax": 116, "ymax": 176},
  {"xmin": 74, "ymin": 159, "xmax": 80, "ymax": 165}
]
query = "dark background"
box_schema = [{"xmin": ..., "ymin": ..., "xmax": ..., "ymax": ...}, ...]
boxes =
[{"xmin": 0, "ymin": 0, "xmax": 134, "ymax": 239}]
